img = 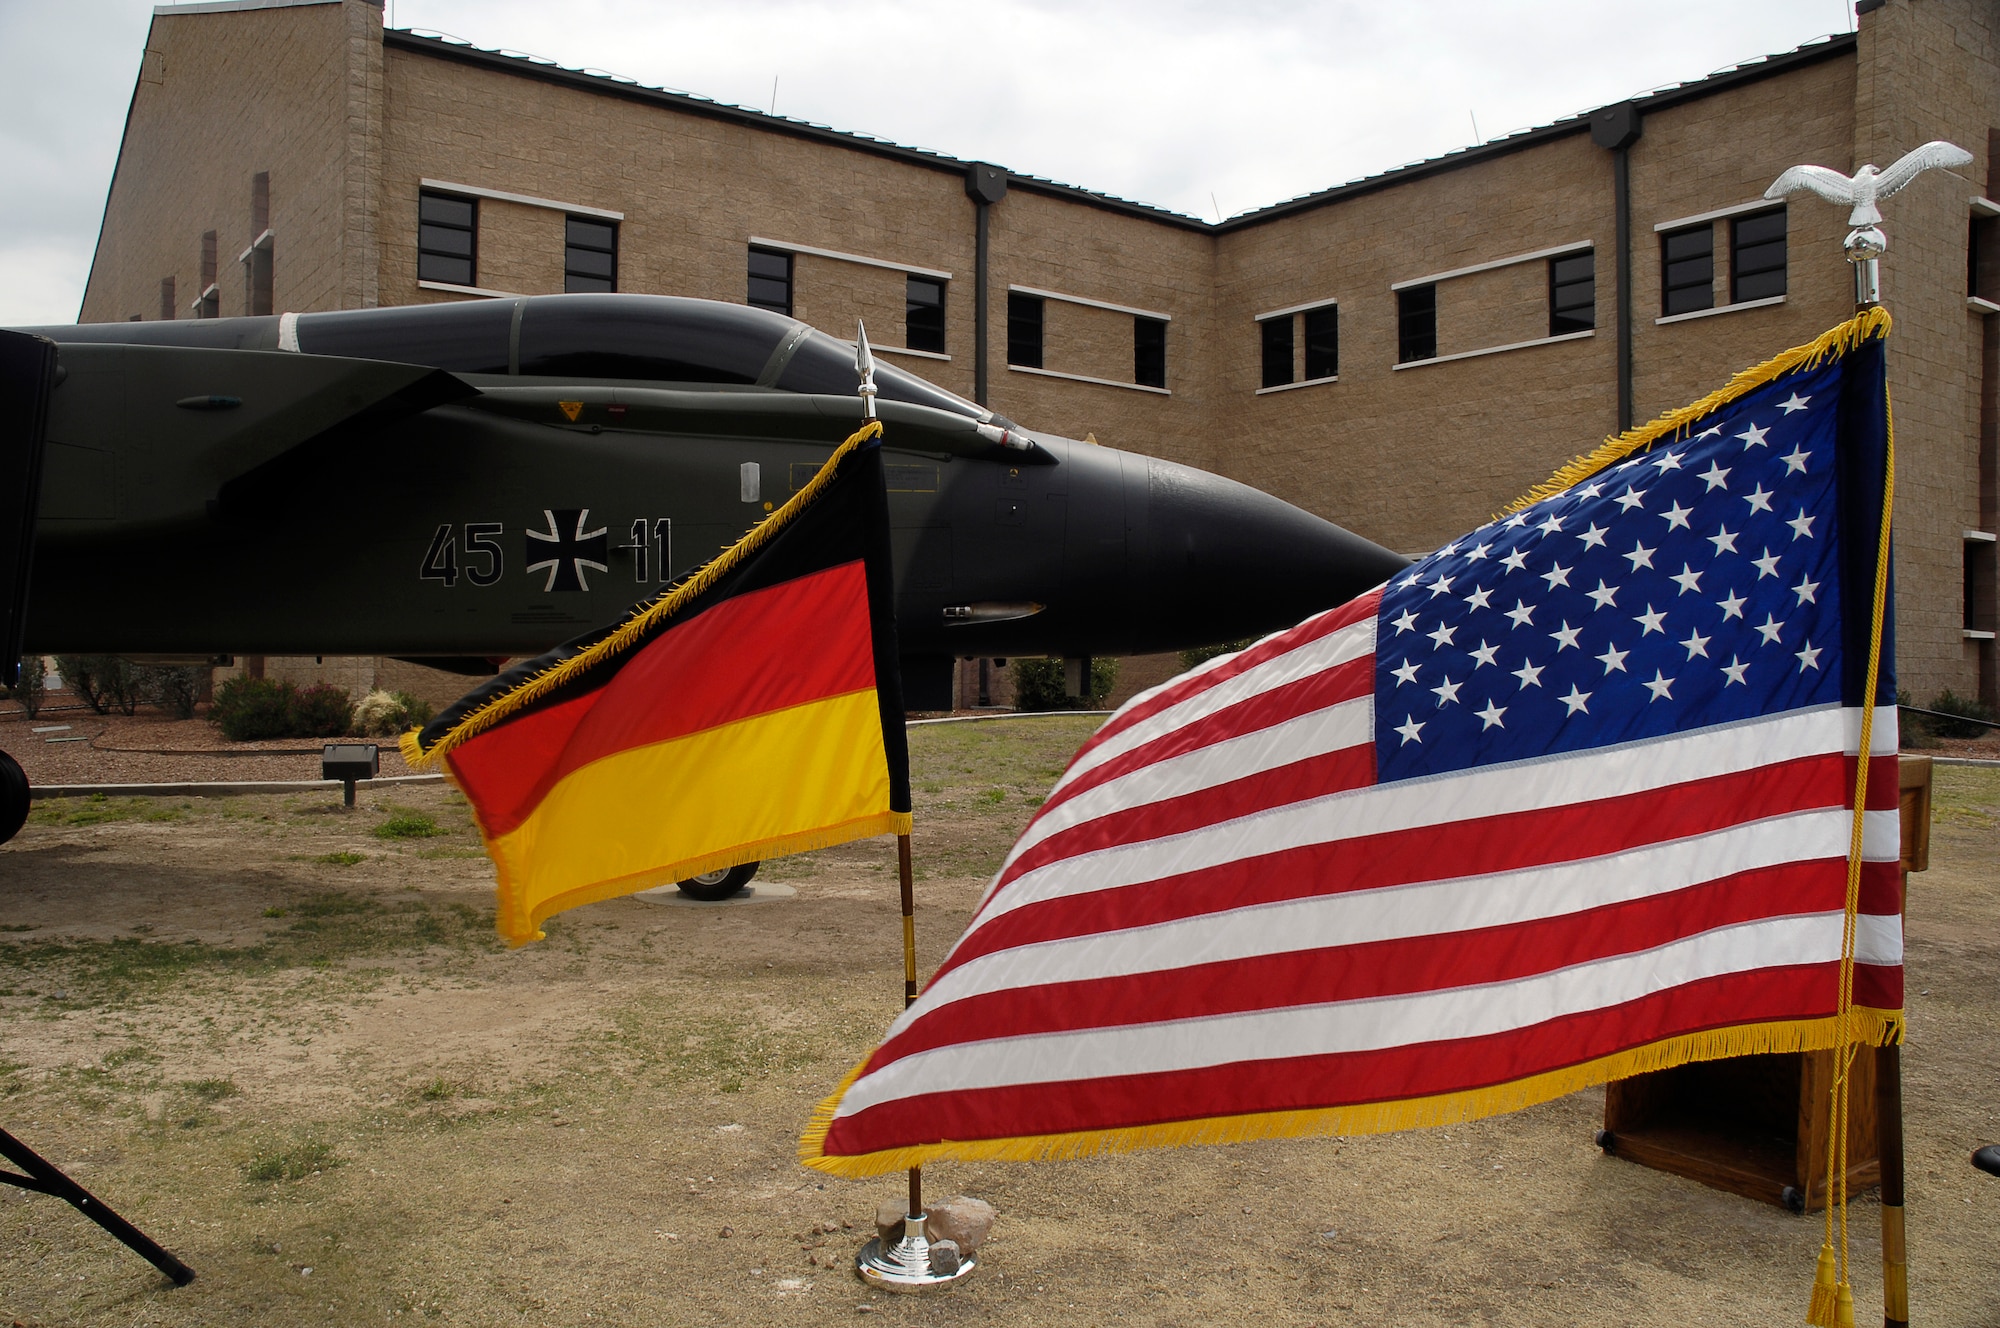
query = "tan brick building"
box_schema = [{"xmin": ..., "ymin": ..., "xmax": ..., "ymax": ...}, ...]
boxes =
[{"xmin": 78, "ymin": 0, "xmax": 2000, "ymax": 706}]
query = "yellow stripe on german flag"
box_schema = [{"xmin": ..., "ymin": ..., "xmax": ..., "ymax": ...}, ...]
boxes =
[{"xmin": 407, "ymin": 424, "xmax": 912, "ymax": 944}]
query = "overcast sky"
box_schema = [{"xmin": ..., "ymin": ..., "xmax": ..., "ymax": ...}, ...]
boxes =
[{"xmin": 0, "ymin": 0, "xmax": 1856, "ymax": 326}]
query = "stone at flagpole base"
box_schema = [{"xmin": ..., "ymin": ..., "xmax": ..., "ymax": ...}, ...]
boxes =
[{"xmin": 854, "ymin": 1195, "xmax": 992, "ymax": 1292}]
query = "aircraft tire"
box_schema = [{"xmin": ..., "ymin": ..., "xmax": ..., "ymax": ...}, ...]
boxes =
[
  {"xmin": 0, "ymin": 750, "xmax": 27, "ymax": 846},
  {"xmin": 676, "ymin": 861, "xmax": 760, "ymax": 902}
]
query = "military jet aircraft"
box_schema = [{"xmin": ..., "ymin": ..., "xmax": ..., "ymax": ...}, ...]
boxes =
[{"xmin": 0, "ymin": 294, "xmax": 1408, "ymax": 844}]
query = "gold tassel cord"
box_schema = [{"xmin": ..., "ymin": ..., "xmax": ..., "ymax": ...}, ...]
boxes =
[{"xmin": 401, "ymin": 419, "xmax": 885, "ymax": 769}]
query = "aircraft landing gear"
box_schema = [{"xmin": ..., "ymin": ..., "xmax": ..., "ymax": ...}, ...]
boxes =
[
  {"xmin": 0, "ymin": 750, "xmax": 28, "ymax": 845},
  {"xmin": 676, "ymin": 861, "xmax": 760, "ymax": 902}
]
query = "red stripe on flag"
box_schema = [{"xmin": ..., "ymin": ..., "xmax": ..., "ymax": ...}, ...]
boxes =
[
  {"xmin": 823, "ymin": 966, "xmax": 1835, "ymax": 1156},
  {"xmin": 449, "ymin": 560, "xmax": 875, "ymax": 837},
  {"xmin": 877, "ymin": 862, "xmax": 1844, "ymax": 1070}
]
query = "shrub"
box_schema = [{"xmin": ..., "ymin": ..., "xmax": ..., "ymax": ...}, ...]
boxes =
[
  {"xmin": 211, "ymin": 676, "xmax": 299, "ymax": 741},
  {"xmin": 4, "ymin": 658, "xmax": 44, "ymax": 719},
  {"xmin": 1178, "ymin": 638, "xmax": 1255, "ymax": 674},
  {"xmin": 1897, "ymin": 689, "xmax": 1938, "ymax": 749},
  {"xmin": 133, "ymin": 665, "xmax": 203, "ymax": 720},
  {"xmin": 352, "ymin": 689, "xmax": 433, "ymax": 737},
  {"xmin": 1012, "ymin": 656, "xmax": 1119, "ymax": 711},
  {"xmin": 1928, "ymin": 688, "xmax": 2000, "ymax": 740},
  {"xmin": 56, "ymin": 654, "xmax": 138, "ymax": 715},
  {"xmin": 290, "ymin": 683, "xmax": 354, "ymax": 738}
]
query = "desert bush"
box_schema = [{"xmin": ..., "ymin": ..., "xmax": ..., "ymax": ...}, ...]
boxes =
[
  {"xmin": 1897, "ymin": 690, "xmax": 1938, "ymax": 749},
  {"xmin": 1178, "ymin": 637, "xmax": 1256, "ymax": 674},
  {"xmin": 1928, "ymin": 688, "xmax": 2000, "ymax": 739},
  {"xmin": 132, "ymin": 665, "xmax": 204, "ymax": 720},
  {"xmin": 352, "ymin": 689, "xmax": 434, "ymax": 737},
  {"xmin": 211, "ymin": 677, "xmax": 298, "ymax": 740},
  {"xmin": 290, "ymin": 683, "xmax": 355, "ymax": 738},
  {"xmin": 1012, "ymin": 656, "xmax": 1119, "ymax": 711},
  {"xmin": 4, "ymin": 658, "xmax": 44, "ymax": 718},
  {"xmin": 56, "ymin": 654, "xmax": 138, "ymax": 715}
]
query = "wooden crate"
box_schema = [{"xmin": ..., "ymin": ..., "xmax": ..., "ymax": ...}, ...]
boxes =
[{"xmin": 1596, "ymin": 756, "xmax": 1930, "ymax": 1211}]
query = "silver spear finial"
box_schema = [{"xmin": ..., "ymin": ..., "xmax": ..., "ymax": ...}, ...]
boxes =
[
  {"xmin": 1765, "ymin": 140, "xmax": 1973, "ymax": 307},
  {"xmin": 854, "ymin": 320, "xmax": 878, "ymax": 421}
]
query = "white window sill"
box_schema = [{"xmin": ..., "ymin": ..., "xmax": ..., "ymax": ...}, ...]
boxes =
[
  {"xmin": 419, "ymin": 279, "xmax": 521, "ymax": 299},
  {"xmin": 1256, "ymin": 375, "xmax": 1339, "ymax": 395},
  {"xmin": 1966, "ymin": 529, "xmax": 1998, "ymax": 543},
  {"xmin": 874, "ymin": 344, "xmax": 951, "ymax": 362},
  {"xmin": 1965, "ymin": 629, "xmax": 1997, "ymax": 641},
  {"xmin": 1006, "ymin": 364, "xmax": 1170, "ymax": 395},
  {"xmin": 1392, "ymin": 328, "xmax": 1593, "ymax": 371},
  {"xmin": 1655, "ymin": 294, "xmax": 1785, "ymax": 325},
  {"xmin": 1968, "ymin": 296, "xmax": 2000, "ymax": 315}
]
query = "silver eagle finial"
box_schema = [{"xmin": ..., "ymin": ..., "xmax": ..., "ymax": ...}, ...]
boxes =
[{"xmin": 1765, "ymin": 140, "xmax": 1973, "ymax": 227}]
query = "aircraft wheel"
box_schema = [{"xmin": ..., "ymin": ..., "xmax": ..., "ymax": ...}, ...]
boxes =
[
  {"xmin": 676, "ymin": 861, "xmax": 759, "ymax": 901},
  {"xmin": 0, "ymin": 750, "xmax": 28, "ymax": 845}
]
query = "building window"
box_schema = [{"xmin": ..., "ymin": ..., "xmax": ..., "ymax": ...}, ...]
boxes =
[
  {"xmin": 158, "ymin": 276, "xmax": 176, "ymax": 322},
  {"xmin": 747, "ymin": 247, "xmax": 792, "ymax": 315},
  {"xmin": 1260, "ymin": 315, "xmax": 1294, "ymax": 388},
  {"xmin": 1549, "ymin": 251, "xmax": 1594, "ymax": 334},
  {"xmin": 196, "ymin": 230, "xmax": 219, "ymax": 318},
  {"xmin": 1006, "ymin": 291, "xmax": 1043, "ymax": 368},
  {"xmin": 906, "ymin": 275, "xmax": 945, "ymax": 353},
  {"xmin": 418, "ymin": 191, "xmax": 477, "ymax": 287},
  {"xmin": 1730, "ymin": 206, "xmax": 1786, "ymax": 303},
  {"xmin": 1397, "ymin": 284, "xmax": 1436, "ymax": 364},
  {"xmin": 564, "ymin": 217, "xmax": 617, "ymax": 293},
  {"xmin": 1303, "ymin": 304, "xmax": 1338, "ymax": 380},
  {"xmin": 1661, "ymin": 224, "xmax": 1714, "ymax": 316},
  {"xmin": 1134, "ymin": 316, "xmax": 1167, "ymax": 389}
]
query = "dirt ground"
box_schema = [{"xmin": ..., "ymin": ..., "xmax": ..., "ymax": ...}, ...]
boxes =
[{"xmin": 1, "ymin": 714, "xmax": 1997, "ymax": 1327}]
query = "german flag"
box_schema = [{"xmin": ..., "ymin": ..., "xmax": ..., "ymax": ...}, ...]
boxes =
[{"xmin": 404, "ymin": 422, "xmax": 910, "ymax": 945}]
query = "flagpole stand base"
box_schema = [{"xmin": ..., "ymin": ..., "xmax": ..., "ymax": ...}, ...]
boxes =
[{"xmin": 854, "ymin": 1219, "xmax": 976, "ymax": 1292}]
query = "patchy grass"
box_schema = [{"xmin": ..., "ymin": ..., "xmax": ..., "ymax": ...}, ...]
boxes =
[
  {"xmin": 1932, "ymin": 765, "xmax": 2000, "ymax": 828},
  {"xmin": 242, "ymin": 1138, "xmax": 341, "ymax": 1183},
  {"xmin": 184, "ymin": 1076, "xmax": 240, "ymax": 1101},
  {"xmin": 29, "ymin": 794, "xmax": 187, "ymax": 827},
  {"xmin": 373, "ymin": 809, "xmax": 443, "ymax": 840},
  {"xmin": 314, "ymin": 851, "xmax": 366, "ymax": 866}
]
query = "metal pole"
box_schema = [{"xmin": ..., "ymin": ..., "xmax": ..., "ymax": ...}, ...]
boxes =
[
  {"xmin": 1613, "ymin": 143, "xmax": 1635, "ymax": 432},
  {"xmin": 1878, "ymin": 1041, "xmax": 1907, "ymax": 1327},
  {"xmin": 0, "ymin": 1128, "xmax": 195, "ymax": 1285},
  {"xmin": 898, "ymin": 831, "xmax": 922, "ymax": 1219},
  {"xmin": 973, "ymin": 201, "xmax": 990, "ymax": 407}
]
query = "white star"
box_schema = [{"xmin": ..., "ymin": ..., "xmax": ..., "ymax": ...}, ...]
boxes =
[
  {"xmin": 1437, "ymin": 541, "xmax": 1460, "ymax": 557},
  {"xmin": 1778, "ymin": 393, "xmax": 1810, "ymax": 414},
  {"xmin": 1431, "ymin": 676, "xmax": 1463, "ymax": 707},
  {"xmin": 1796, "ymin": 643, "xmax": 1823, "ymax": 672},
  {"xmin": 1585, "ymin": 579, "xmax": 1620, "ymax": 611},
  {"xmin": 1615, "ymin": 487, "xmax": 1648, "ymax": 512},
  {"xmin": 1395, "ymin": 714, "xmax": 1425, "ymax": 745},
  {"xmin": 1392, "ymin": 608, "xmax": 1421, "ymax": 634},
  {"xmin": 1475, "ymin": 699, "xmax": 1508, "ymax": 730},
  {"xmin": 1697, "ymin": 423, "xmax": 1724, "ymax": 439},
  {"xmin": 1512, "ymin": 658, "xmax": 1545, "ymax": 689},
  {"xmin": 1634, "ymin": 604, "xmax": 1667, "ymax": 635},
  {"xmin": 1577, "ymin": 522, "xmax": 1609, "ymax": 550},
  {"xmin": 1669, "ymin": 564, "xmax": 1704, "ymax": 596},
  {"xmin": 1780, "ymin": 446, "xmax": 1810, "ymax": 475},
  {"xmin": 1642, "ymin": 670, "xmax": 1677, "ymax": 702},
  {"xmin": 1744, "ymin": 484, "xmax": 1774, "ymax": 514},
  {"xmin": 1720, "ymin": 656, "xmax": 1750, "ymax": 686},
  {"xmin": 1542, "ymin": 562, "xmax": 1573, "ymax": 589},
  {"xmin": 1623, "ymin": 542, "xmax": 1656, "ymax": 571},
  {"xmin": 1469, "ymin": 639, "xmax": 1500, "ymax": 668},
  {"xmin": 1503, "ymin": 512, "xmax": 1528, "ymax": 529},
  {"xmin": 1793, "ymin": 576, "xmax": 1820, "ymax": 605},
  {"xmin": 1464, "ymin": 585, "xmax": 1494, "ymax": 610},
  {"xmin": 1755, "ymin": 613, "xmax": 1786, "ymax": 645},
  {"xmin": 1465, "ymin": 542, "xmax": 1491, "ymax": 561},
  {"xmin": 1560, "ymin": 685, "xmax": 1592, "ymax": 715},
  {"xmin": 1500, "ymin": 548, "xmax": 1530, "ymax": 572},
  {"xmin": 1699, "ymin": 461, "xmax": 1732, "ymax": 491},
  {"xmin": 1427, "ymin": 575, "xmax": 1455, "ymax": 598},
  {"xmin": 1708, "ymin": 525, "xmax": 1740, "ymax": 555},
  {"xmin": 1391, "ymin": 659, "xmax": 1421, "ymax": 686},
  {"xmin": 1716, "ymin": 589, "xmax": 1747, "ymax": 621},
  {"xmin": 1503, "ymin": 599, "xmax": 1537, "ymax": 629},
  {"xmin": 1550, "ymin": 621, "xmax": 1582, "ymax": 651},
  {"xmin": 1576, "ymin": 481, "xmax": 1605, "ymax": 499},
  {"xmin": 1680, "ymin": 628, "xmax": 1711, "ymax": 659},
  {"xmin": 1651, "ymin": 450, "xmax": 1684, "ymax": 472},
  {"xmin": 1596, "ymin": 642, "xmax": 1630, "ymax": 674},
  {"xmin": 1660, "ymin": 500, "xmax": 1693, "ymax": 531},
  {"xmin": 1787, "ymin": 510, "xmax": 1817, "ymax": 541},
  {"xmin": 1427, "ymin": 622, "xmax": 1458, "ymax": 648},
  {"xmin": 1752, "ymin": 548, "xmax": 1782, "ymax": 579},
  {"xmin": 1538, "ymin": 514, "xmax": 1564, "ymax": 536},
  {"xmin": 1738, "ymin": 422, "xmax": 1770, "ymax": 448}
]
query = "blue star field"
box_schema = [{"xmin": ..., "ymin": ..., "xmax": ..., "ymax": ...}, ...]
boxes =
[{"xmin": 1375, "ymin": 360, "xmax": 1849, "ymax": 783}]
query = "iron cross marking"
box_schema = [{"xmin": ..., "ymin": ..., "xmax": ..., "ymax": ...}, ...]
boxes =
[{"xmin": 524, "ymin": 508, "xmax": 610, "ymax": 592}]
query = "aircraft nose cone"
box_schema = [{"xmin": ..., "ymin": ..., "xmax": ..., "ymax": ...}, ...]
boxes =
[{"xmin": 1123, "ymin": 454, "xmax": 1408, "ymax": 652}]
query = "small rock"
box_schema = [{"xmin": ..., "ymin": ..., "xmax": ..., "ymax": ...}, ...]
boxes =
[
  {"xmin": 923, "ymin": 1195, "xmax": 996, "ymax": 1253},
  {"xmin": 874, "ymin": 1198, "xmax": 910, "ymax": 1245},
  {"xmin": 928, "ymin": 1239, "xmax": 961, "ymax": 1276},
  {"xmin": 820, "ymin": 1220, "xmax": 841, "ymax": 1235},
  {"xmin": 719, "ymin": 1225, "xmax": 735, "ymax": 1239}
]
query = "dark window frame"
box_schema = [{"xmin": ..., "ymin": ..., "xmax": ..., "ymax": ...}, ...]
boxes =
[
  {"xmin": 1548, "ymin": 250, "xmax": 1595, "ymax": 335},
  {"xmin": 1397, "ymin": 284, "xmax": 1437, "ymax": 364},
  {"xmin": 1259, "ymin": 314, "xmax": 1294, "ymax": 388},
  {"xmin": 1730, "ymin": 206, "xmax": 1787, "ymax": 305},
  {"xmin": 1661, "ymin": 222, "xmax": 1715, "ymax": 316},
  {"xmin": 1302, "ymin": 303, "xmax": 1338, "ymax": 381},
  {"xmin": 906, "ymin": 275, "xmax": 946, "ymax": 354},
  {"xmin": 1006, "ymin": 291, "xmax": 1043, "ymax": 369},
  {"xmin": 417, "ymin": 190, "xmax": 478, "ymax": 288},
  {"xmin": 747, "ymin": 246, "xmax": 792, "ymax": 316},
  {"xmin": 1133, "ymin": 315, "xmax": 1167, "ymax": 389},
  {"xmin": 564, "ymin": 216, "xmax": 618, "ymax": 294}
]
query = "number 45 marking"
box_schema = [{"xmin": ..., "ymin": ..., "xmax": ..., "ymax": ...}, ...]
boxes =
[{"xmin": 420, "ymin": 522, "xmax": 505, "ymax": 588}]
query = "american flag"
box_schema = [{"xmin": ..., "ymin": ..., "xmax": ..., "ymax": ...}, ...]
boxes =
[{"xmin": 804, "ymin": 323, "xmax": 1900, "ymax": 1175}]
